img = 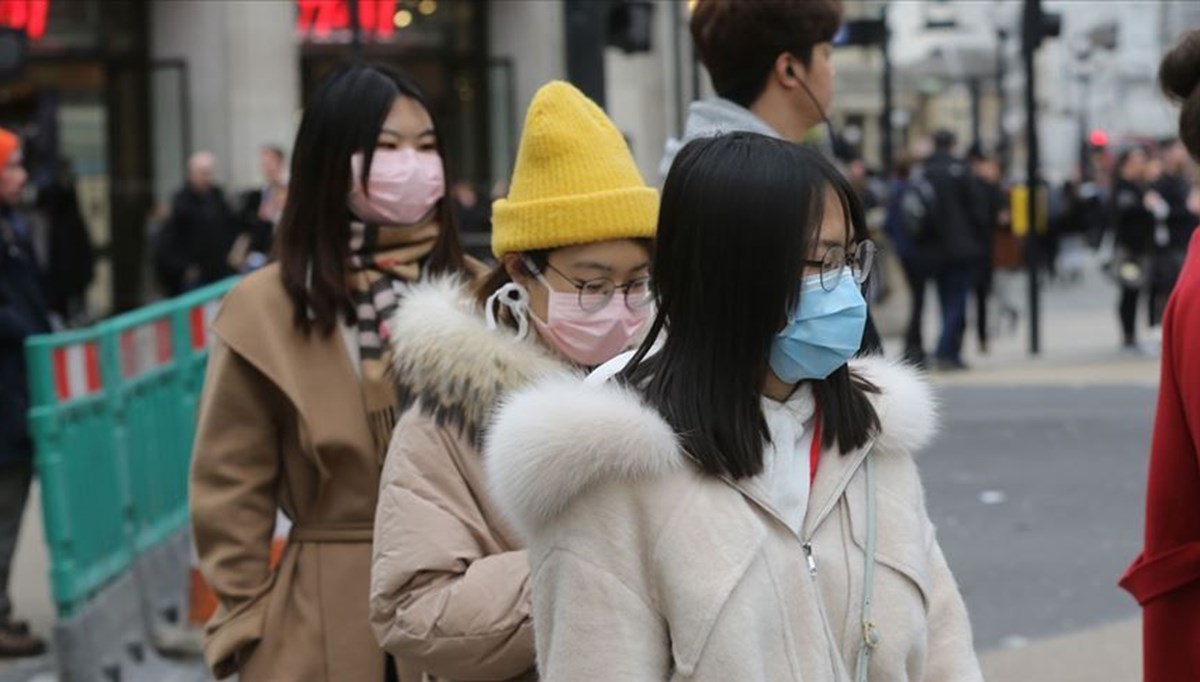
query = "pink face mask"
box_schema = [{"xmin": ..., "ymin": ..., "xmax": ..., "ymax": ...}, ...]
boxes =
[
  {"xmin": 530, "ymin": 276, "xmax": 651, "ymax": 367},
  {"xmin": 348, "ymin": 148, "xmax": 444, "ymax": 225}
]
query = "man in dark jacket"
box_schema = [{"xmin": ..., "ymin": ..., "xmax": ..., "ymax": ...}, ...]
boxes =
[
  {"xmin": 966, "ymin": 149, "xmax": 1006, "ymax": 353},
  {"xmin": 235, "ymin": 145, "xmax": 287, "ymax": 273},
  {"xmin": 37, "ymin": 157, "xmax": 94, "ymax": 322},
  {"xmin": 922, "ymin": 130, "xmax": 987, "ymax": 369},
  {"xmin": 0, "ymin": 127, "xmax": 50, "ymax": 658},
  {"xmin": 158, "ymin": 151, "xmax": 237, "ymax": 294}
]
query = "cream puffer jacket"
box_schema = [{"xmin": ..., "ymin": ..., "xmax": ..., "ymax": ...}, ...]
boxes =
[
  {"xmin": 485, "ymin": 358, "xmax": 984, "ymax": 681},
  {"xmin": 370, "ymin": 278, "xmax": 568, "ymax": 682}
]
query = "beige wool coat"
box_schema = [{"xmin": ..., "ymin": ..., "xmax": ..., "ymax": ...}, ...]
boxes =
[
  {"xmin": 485, "ymin": 357, "xmax": 984, "ymax": 681},
  {"xmin": 189, "ymin": 264, "xmax": 421, "ymax": 681},
  {"xmin": 371, "ymin": 278, "xmax": 566, "ymax": 681}
]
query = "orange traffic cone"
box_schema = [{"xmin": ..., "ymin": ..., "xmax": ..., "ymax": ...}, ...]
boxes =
[{"xmin": 188, "ymin": 511, "xmax": 292, "ymax": 627}]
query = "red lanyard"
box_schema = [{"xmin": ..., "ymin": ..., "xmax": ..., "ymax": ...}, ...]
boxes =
[{"xmin": 810, "ymin": 408, "xmax": 822, "ymax": 485}]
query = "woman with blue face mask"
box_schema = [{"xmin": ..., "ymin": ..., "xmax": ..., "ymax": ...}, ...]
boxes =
[{"xmin": 484, "ymin": 132, "xmax": 983, "ymax": 681}]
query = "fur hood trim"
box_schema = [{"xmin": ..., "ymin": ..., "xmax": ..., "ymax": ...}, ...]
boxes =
[
  {"xmin": 485, "ymin": 356, "xmax": 937, "ymax": 535},
  {"xmin": 484, "ymin": 375, "xmax": 684, "ymax": 537},
  {"xmin": 852, "ymin": 355, "xmax": 939, "ymax": 454},
  {"xmin": 387, "ymin": 276, "xmax": 568, "ymax": 443}
]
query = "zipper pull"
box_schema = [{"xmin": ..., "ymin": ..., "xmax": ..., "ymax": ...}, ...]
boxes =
[{"xmin": 802, "ymin": 542, "xmax": 817, "ymax": 576}]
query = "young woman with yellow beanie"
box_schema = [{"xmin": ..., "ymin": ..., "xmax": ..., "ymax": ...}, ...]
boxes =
[{"xmin": 369, "ymin": 81, "xmax": 657, "ymax": 681}]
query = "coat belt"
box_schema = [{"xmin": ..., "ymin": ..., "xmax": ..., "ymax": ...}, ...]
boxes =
[{"xmin": 289, "ymin": 522, "xmax": 374, "ymax": 543}]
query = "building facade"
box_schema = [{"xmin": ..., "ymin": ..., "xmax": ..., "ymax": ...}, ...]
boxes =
[{"xmin": 37, "ymin": 0, "xmax": 1190, "ymax": 311}]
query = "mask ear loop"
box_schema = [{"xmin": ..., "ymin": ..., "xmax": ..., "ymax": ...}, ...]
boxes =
[{"xmin": 485, "ymin": 282, "xmax": 531, "ymax": 341}]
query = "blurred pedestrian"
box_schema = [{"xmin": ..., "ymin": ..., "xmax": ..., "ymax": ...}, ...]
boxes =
[
  {"xmin": 234, "ymin": 145, "xmax": 288, "ymax": 273},
  {"xmin": 451, "ymin": 180, "xmax": 492, "ymax": 263},
  {"xmin": 370, "ymin": 81, "xmax": 657, "ymax": 682},
  {"xmin": 884, "ymin": 156, "xmax": 932, "ymax": 366},
  {"xmin": 1109, "ymin": 147, "xmax": 1155, "ymax": 352},
  {"xmin": 923, "ymin": 130, "xmax": 987, "ymax": 370},
  {"xmin": 450, "ymin": 180, "xmax": 488, "ymax": 235},
  {"xmin": 0, "ymin": 127, "xmax": 49, "ymax": 658},
  {"xmin": 490, "ymin": 179, "xmax": 509, "ymax": 202},
  {"xmin": 157, "ymin": 151, "xmax": 238, "ymax": 294},
  {"xmin": 189, "ymin": 64, "xmax": 475, "ymax": 682},
  {"xmin": 660, "ymin": 0, "xmax": 882, "ymax": 356},
  {"xmin": 848, "ymin": 156, "xmax": 885, "ymax": 213},
  {"xmin": 1121, "ymin": 28, "xmax": 1200, "ymax": 682},
  {"xmin": 1054, "ymin": 179, "xmax": 1092, "ymax": 284},
  {"xmin": 36, "ymin": 156, "xmax": 94, "ymax": 324},
  {"xmin": 967, "ymin": 150, "xmax": 1006, "ymax": 354},
  {"xmin": 1149, "ymin": 138, "xmax": 1199, "ymax": 324},
  {"xmin": 485, "ymin": 134, "xmax": 982, "ymax": 681}
]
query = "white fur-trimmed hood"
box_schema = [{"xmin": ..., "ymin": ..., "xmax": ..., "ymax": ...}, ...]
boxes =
[
  {"xmin": 484, "ymin": 356, "xmax": 938, "ymax": 536},
  {"xmin": 387, "ymin": 276, "xmax": 569, "ymax": 443}
]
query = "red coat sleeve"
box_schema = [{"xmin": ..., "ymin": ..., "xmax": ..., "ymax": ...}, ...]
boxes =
[{"xmin": 1121, "ymin": 229, "xmax": 1200, "ymax": 682}]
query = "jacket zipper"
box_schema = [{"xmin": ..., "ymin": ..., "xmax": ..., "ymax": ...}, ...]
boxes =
[
  {"xmin": 800, "ymin": 448, "xmax": 872, "ymax": 682},
  {"xmin": 802, "ymin": 542, "xmax": 818, "ymax": 576},
  {"xmin": 802, "ymin": 537, "xmax": 851, "ymax": 681},
  {"xmin": 722, "ymin": 445, "xmax": 874, "ymax": 681}
]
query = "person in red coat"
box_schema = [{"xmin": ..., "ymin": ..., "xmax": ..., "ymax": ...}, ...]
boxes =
[{"xmin": 1120, "ymin": 29, "xmax": 1200, "ymax": 681}]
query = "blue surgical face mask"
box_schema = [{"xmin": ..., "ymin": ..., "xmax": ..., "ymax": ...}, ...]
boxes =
[{"xmin": 769, "ymin": 273, "xmax": 868, "ymax": 383}]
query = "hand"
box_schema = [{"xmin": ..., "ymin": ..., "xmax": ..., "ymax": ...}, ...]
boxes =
[{"xmin": 184, "ymin": 266, "xmax": 202, "ymax": 286}]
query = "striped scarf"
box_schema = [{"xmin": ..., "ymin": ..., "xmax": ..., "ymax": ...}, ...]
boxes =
[{"xmin": 347, "ymin": 220, "xmax": 439, "ymax": 453}]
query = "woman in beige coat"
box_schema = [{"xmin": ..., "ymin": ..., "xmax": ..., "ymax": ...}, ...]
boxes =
[
  {"xmin": 485, "ymin": 135, "xmax": 983, "ymax": 681},
  {"xmin": 189, "ymin": 65, "xmax": 473, "ymax": 681},
  {"xmin": 369, "ymin": 81, "xmax": 658, "ymax": 682}
]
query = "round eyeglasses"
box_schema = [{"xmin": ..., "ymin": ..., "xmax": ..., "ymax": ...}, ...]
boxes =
[
  {"xmin": 802, "ymin": 241, "xmax": 877, "ymax": 292},
  {"xmin": 537, "ymin": 262, "xmax": 654, "ymax": 313}
]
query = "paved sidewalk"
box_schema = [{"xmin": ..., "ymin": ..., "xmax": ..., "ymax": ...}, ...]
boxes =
[
  {"xmin": 0, "ymin": 484, "xmax": 54, "ymax": 681},
  {"xmin": 981, "ymin": 617, "xmax": 1140, "ymax": 682},
  {"xmin": 874, "ymin": 257, "xmax": 1161, "ymax": 388},
  {"xmin": 877, "ymin": 258, "xmax": 1151, "ymax": 680}
]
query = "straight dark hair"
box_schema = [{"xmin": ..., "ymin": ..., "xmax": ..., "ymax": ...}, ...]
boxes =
[
  {"xmin": 276, "ymin": 63, "xmax": 466, "ymax": 335},
  {"xmin": 621, "ymin": 133, "xmax": 879, "ymax": 480}
]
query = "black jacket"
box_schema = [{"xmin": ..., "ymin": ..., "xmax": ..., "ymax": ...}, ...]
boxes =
[
  {"xmin": 0, "ymin": 209, "xmax": 51, "ymax": 465},
  {"xmin": 920, "ymin": 151, "xmax": 988, "ymax": 267},
  {"xmin": 237, "ymin": 186, "xmax": 280, "ymax": 258},
  {"xmin": 37, "ymin": 181, "xmax": 95, "ymax": 317},
  {"xmin": 157, "ymin": 185, "xmax": 237, "ymax": 294},
  {"xmin": 1154, "ymin": 172, "xmax": 1199, "ymax": 250},
  {"xmin": 1113, "ymin": 177, "xmax": 1154, "ymax": 256}
]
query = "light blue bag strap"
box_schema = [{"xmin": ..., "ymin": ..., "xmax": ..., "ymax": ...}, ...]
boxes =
[{"xmin": 855, "ymin": 453, "xmax": 881, "ymax": 682}]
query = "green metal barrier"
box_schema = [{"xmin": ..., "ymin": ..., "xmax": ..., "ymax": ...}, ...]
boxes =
[{"xmin": 25, "ymin": 278, "xmax": 238, "ymax": 616}]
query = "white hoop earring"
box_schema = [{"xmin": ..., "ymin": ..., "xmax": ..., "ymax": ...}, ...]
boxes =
[{"xmin": 485, "ymin": 282, "xmax": 531, "ymax": 340}]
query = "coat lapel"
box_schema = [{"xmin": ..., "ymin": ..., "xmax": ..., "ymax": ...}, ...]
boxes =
[{"xmin": 213, "ymin": 274, "xmax": 375, "ymax": 475}]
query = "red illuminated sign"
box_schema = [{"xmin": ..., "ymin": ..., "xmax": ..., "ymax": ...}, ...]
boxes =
[
  {"xmin": 296, "ymin": 0, "xmax": 399, "ymax": 40},
  {"xmin": 0, "ymin": 0, "xmax": 49, "ymax": 40}
]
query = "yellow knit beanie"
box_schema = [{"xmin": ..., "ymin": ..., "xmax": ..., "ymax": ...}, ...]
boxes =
[{"xmin": 491, "ymin": 81, "xmax": 658, "ymax": 258}]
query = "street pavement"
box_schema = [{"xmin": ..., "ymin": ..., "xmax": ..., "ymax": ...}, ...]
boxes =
[
  {"xmin": 2, "ymin": 251, "xmax": 1160, "ymax": 681},
  {"xmin": 923, "ymin": 384, "xmax": 1149, "ymax": 680},
  {"xmin": 887, "ymin": 250, "xmax": 1157, "ymax": 681}
]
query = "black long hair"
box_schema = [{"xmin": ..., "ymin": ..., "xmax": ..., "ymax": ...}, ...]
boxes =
[
  {"xmin": 621, "ymin": 133, "xmax": 879, "ymax": 480},
  {"xmin": 276, "ymin": 63, "xmax": 466, "ymax": 335}
]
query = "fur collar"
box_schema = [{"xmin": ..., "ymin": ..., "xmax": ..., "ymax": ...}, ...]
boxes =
[
  {"xmin": 387, "ymin": 277, "xmax": 568, "ymax": 444},
  {"xmin": 485, "ymin": 356, "xmax": 938, "ymax": 537}
]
